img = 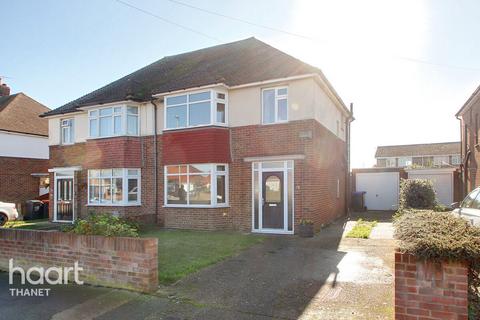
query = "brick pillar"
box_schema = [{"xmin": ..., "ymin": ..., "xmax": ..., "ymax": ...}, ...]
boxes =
[{"xmin": 395, "ymin": 251, "xmax": 468, "ymax": 320}]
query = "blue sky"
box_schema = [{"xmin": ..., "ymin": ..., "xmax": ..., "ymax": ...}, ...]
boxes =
[{"xmin": 2, "ymin": 0, "xmax": 480, "ymax": 167}]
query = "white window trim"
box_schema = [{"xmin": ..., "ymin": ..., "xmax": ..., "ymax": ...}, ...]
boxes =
[
  {"xmin": 251, "ymin": 160, "xmax": 294, "ymax": 235},
  {"xmin": 164, "ymin": 163, "xmax": 229, "ymax": 208},
  {"xmin": 60, "ymin": 118, "xmax": 74, "ymax": 145},
  {"xmin": 261, "ymin": 86, "xmax": 289, "ymax": 125},
  {"xmin": 87, "ymin": 168, "xmax": 141, "ymax": 206},
  {"xmin": 88, "ymin": 105, "xmax": 140, "ymax": 139},
  {"xmin": 164, "ymin": 89, "xmax": 228, "ymax": 131}
]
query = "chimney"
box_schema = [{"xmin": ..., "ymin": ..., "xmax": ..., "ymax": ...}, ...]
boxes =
[{"xmin": 0, "ymin": 78, "xmax": 11, "ymax": 97}]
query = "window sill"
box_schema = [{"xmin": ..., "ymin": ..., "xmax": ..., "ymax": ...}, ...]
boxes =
[
  {"xmin": 86, "ymin": 135, "xmax": 140, "ymax": 141},
  {"xmin": 163, "ymin": 124, "xmax": 228, "ymax": 132},
  {"xmin": 163, "ymin": 205, "xmax": 230, "ymax": 209},
  {"xmin": 86, "ymin": 203, "xmax": 142, "ymax": 207},
  {"xmin": 261, "ymin": 120, "xmax": 289, "ymax": 126}
]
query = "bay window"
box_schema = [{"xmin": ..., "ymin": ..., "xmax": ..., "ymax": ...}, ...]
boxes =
[
  {"xmin": 89, "ymin": 105, "xmax": 139, "ymax": 138},
  {"xmin": 165, "ymin": 90, "xmax": 227, "ymax": 129},
  {"xmin": 165, "ymin": 164, "xmax": 228, "ymax": 207},
  {"xmin": 262, "ymin": 87, "xmax": 288, "ymax": 124},
  {"xmin": 60, "ymin": 118, "xmax": 74, "ymax": 144},
  {"xmin": 88, "ymin": 168, "xmax": 140, "ymax": 205}
]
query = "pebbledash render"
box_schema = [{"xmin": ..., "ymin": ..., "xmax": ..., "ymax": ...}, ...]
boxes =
[{"xmin": 41, "ymin": 38, "xmax": 353, "ymax": 234}]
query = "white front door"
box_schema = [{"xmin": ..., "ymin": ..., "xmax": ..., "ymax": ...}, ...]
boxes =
[
  {"xmin": 356, "ymin": 172, "xmax": 400, "ymax": 210},
  {"xmin": 252, "ymin": 161, "xmax": 294, "ymax": 234},
  {"xmin": 54, "ymin": 172, "xmax": 75, "ymax": 222}
]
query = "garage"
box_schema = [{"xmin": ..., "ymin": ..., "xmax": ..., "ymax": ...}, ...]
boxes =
[
  {"xmin": 355, "ymin": 170, "xmax": 400, "ymax": 210},
  {"xmin": 406, "ymin": 168, "xmax": 455, "ymax": 206}
]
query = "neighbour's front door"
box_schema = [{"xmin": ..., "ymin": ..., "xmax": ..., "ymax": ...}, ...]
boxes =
[
  {"xmin": 262, "ymin": 172, "xmax": 284, "ymax": 229},
  {"xmin": 56, "ymin": 178, "xmax": 74, "ymax": 222}
]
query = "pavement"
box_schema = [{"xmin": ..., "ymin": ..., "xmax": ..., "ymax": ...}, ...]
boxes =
[{"xmin": 0, "ymin": 212, "xmax": 396, "ymax": 320}]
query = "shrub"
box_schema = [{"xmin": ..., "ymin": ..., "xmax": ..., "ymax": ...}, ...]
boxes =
[
  {"xmin": 393, "ymin": 209, "xmax": 480, "ymax": 261},
  {"xmin": 399, "ymin": 179, "xmax": 437, "ymax": 210},
  {"xmin": 63, "ymin": 213, "xmax": 139, "ymax": 237}
]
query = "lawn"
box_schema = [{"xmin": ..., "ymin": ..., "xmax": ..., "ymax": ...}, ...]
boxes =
[
  {"xmin": 140, "ymin": 228, "xmax": 265, "ymax": 285},
  {"xmin": 3, "ymin": 219, "xmax": 54, "ymax": 230},
  {"xmin": 346, "ymin": 219, "xmax": 378, "ymax": 239}
]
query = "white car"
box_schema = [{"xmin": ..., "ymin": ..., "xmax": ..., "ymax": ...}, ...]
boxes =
[
  {"xmin": 0, "ymin": 202, "xmax": 19, "ymax": 226},
  {"xmin": 452, "ymin": 187, "xmax": 480, "ymax": 226}
]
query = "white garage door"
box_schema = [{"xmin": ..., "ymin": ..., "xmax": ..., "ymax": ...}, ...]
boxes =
[
  {"xmin": 356, "ymin": 172, "xmax": 399, "ymax": 210},
  {"xmin": 407, "ymin": 172, "xmax": 453, "ymax": 206}
]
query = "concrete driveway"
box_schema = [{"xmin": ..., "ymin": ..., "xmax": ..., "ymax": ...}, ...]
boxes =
[{"xmin": 0, "ymin": 213, "xmax": 395, "ymax": 320}]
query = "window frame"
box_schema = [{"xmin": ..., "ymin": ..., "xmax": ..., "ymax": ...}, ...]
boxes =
[
  {"xmin": 87, "ymin": 168, "xmax": 141, "ymax": 206},
  {"xmin": 88, "ymin": 105, "xmax": 140, "ymax": 139},
  {"xmin": 164, "ymin": 89, "xmax": 228, "ymax": 130},
  {"xmin": 261, "ymin": 86, "xmax": 289, "ymax": 125},
  {"xmin": 60, "ymin": 118, "xmax": 75, "ymax": 145},
  {"xmin": 164, "ymin": 163, "xmax": 229, "ymax": 208}
]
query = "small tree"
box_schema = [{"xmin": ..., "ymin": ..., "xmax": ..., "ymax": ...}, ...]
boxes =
[{"xmin": 399, "ymin": 178, "xmax": 436, "ymax": 210}]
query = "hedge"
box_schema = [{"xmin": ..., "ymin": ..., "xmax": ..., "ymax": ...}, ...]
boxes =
[{"xmin": 393, "ymin": 209, "xmax": 480, "ymax": 262}]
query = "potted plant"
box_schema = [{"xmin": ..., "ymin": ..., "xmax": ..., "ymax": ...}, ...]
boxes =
[{"xmin": 299, "ymin": 219, "xmax": 314, "ymax": 238}]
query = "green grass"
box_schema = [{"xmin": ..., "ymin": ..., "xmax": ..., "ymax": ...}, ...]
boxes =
[
  {"xmin": 346, "ymin": 219, "xmax": 378, "ymax": 239},
  {"xmin": 3, "ymin": 219, "xmax": 53, "ymax": 230},
  {"xmin": 140, "ymin": 228, "xmax": 266, "ymax": 285}
]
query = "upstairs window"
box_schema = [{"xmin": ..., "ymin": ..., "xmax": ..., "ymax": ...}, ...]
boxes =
[
  {"xmin": 451, "ymin": 155, "xmax": 461, "ymax": 165},
  {"xmin": 60, "ymin": 118, "xmax": 74, "ymax": 144},
  {"xmin": 165, "ymin": 90, "xmax": 227, "ymax": 129},
  {"xmin": 88, "ymin": 105, "xmax": 139, "ymax": 138},
  {"xmin": 262, "ymin": 87, "xmax": 288, "ymax": 124}
]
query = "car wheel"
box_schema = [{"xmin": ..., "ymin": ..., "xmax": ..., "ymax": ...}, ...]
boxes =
[{"xmin": 0, "ymin": 213, "xmax": 7, "ymax": 226}]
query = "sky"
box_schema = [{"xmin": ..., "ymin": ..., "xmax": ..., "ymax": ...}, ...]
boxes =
[{"xmin": 2, "ymin": 0, "xmax": 480, "ymax": 167}]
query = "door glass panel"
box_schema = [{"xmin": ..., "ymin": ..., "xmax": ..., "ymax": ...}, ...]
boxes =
[
  {"xmin": 56, "ymin": 178, "xmax": 74, "ymax": 222},
  {"xmin": 254, "ymin": 171, "xmax": 259, "ymax": 229},
  {"xmin": 265, "ymin": 176, "xmax": 281, "ymax": 202},
  {"xmin": 288, "ymin": 170, "xmax": 293, "ymax": 231}
]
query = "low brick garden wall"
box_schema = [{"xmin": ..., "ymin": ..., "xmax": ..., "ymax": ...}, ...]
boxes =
[
  {"xmin": 395, "ymin": 251, "xmax": 468, "ymax": 320},
  {"xmin": 0, "ymin": 228, "xmax": 158, "ymax": 292}
]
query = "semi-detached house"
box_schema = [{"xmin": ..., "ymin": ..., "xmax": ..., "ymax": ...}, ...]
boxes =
[{"xmin": 41, "ymin": 38, "xmax": 353, "ymax": 234}]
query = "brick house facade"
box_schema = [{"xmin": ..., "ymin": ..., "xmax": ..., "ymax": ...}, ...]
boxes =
[
  {"xmin": 456, "ymin": 85, "xmax": 480, "ymax": 196},
  {"xmin": 0, "ymin": 84, "xmax": 50, "ymax": 210},
  {"xmin": 43, "ymin": 38, "xmax": 352, "ymax": 234}
]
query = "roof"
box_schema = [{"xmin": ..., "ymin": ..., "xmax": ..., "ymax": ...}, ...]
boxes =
[
  {"xmin": 375, "ymin": 142, "xmax": 460, "ymax": 158},
  {"xmin": 456, "ymin": 84, "xmax": 480, "ymax": 117},
  {"xmin": 43, "ymin": 37, "xmax": 346, "ymax": 117},
  {"xmin": 0, "ymin": 93, "xmax": 50, "ymax": 136}
]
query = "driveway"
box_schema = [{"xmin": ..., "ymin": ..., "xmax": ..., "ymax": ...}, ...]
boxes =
[{"xmin": 0, "ymin": 213, "xmax": 395, "ymax": 320}]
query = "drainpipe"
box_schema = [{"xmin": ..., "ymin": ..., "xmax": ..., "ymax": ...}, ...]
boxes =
[
  {"xmin": 151, "ymin": 98, "xmax": 159, "ymax": 225},
  {"xmin": 456, "ymin": 114, "xmax": 467, "ymax": 198},
  {"xmin": 346, "ymin": 103, "xmax": 354, "ymax": 218}
]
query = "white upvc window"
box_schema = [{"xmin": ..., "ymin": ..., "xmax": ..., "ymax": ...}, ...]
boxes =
[
  {"xmin": 262, "ymin": 87, "xmax": 288, "ymax": 124},
  {"xmin": 165, "ymin": 164, "xmax": 228, "ymax": 207},
  {"xmin": 88, "ymin": 105, "xmax": 139, "ymax": 138},
  {"xmin": 451, "ymin": 154, "xmax": 461, "ymax": 165},
  {"xmin": 398, "ymin": 157, "xmax": 412, "ymax": 167},
  {"xmin": 164, "ymin": 90, "xmax": 228, "ymax": 130},
  {"xmin": 386, "ymin": 158, "xmax": 396, "ymax": 167},
  {"xmin": 88, "ymin": 168, "xmax": 141, "ymax": 206},
  {"xmin": 60, "ymin": 118, "xmax": 74, "ymax": 144},
  {"xmin": 434, "ymin": 156, "xmax": 449, "ymax": 166}
]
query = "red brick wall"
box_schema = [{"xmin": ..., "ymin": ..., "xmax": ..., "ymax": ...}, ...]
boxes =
[
  {"xmin": 50, "ymin": 119, "xmax": 347, "ymax": 233},
  {"xmin": 0, "ymin": 228, "xmax": 158, "ymax": 292},
  {"xmin": 395, "ymin": 251, "xmax": 468, "ymax": 320},
  {"xmin": 0, "ymin": 156, "xmax": 48, "ymax": 206},
  {"xmin": 162, "ymin": 127, "xmax": 231, "ymax": 165}
]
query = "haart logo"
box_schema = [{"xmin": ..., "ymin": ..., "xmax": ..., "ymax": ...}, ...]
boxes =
[{"xmin": 8, "ymin": 259, "xmax": 84, "ymax": 297}]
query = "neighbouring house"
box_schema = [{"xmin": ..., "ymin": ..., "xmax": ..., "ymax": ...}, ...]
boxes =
[
  {"xmin": 375, "ymin": 142, "xmax": 461, "ymax": 168},
  {"xmin": 0, "ymin": 80, "xmax": 50, "ymax": 208},
  {"xmin": 41, "ymin": 37, "xmax": 353, "ymax": 234},
  {"xmin": 353, "ymin": 142, "xmax": 462, "ymax": 210},
  {"xmin": 456, "ymin": 84, "xmax": 480, "ymax": 196}
]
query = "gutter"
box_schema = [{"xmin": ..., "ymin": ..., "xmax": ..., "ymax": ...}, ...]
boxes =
[
  {"xmin": 346, "ymin": 103, "xmax": 355, "ymax": 218},
  {"xmin": 151, "ymin": 98, "xmax": 159, "ymax": 225},
  {"xmin": 456, "ymin": 114, "xmax": 468, "ymax": 197}
]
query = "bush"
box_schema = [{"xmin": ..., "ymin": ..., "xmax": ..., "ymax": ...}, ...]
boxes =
[
  {"xmin": 63, "ymin": 213, "xmax": 139, "ymax": 237},
  {"xmin": 399, "ymin": 179, "xmax": 437, "ymax": 210},
  {"xmin": 393, "ymin": 209, "xmax": 480, "ymax": 261}
]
